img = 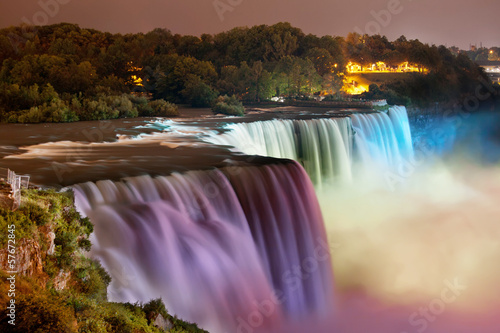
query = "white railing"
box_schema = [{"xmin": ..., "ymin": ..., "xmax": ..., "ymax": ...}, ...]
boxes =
[{"xmin": 6, "ymin": 169, "xmax": 29, "ymax": 210}]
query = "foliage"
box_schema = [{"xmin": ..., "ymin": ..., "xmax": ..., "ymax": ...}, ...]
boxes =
[
  {"xmin": 359, "ymin": 44, "xmax": 493, "ymax": 108},
  {"xmin": 181, "ymin": 74, "xmax": 219, "ymax": 107},
  {"xmin": 212, "ymin": 95, "xmax": 245, "ymax": 116},
  {"xmin": 0, "ymin": 208, "xmax": 36, "ymax": 247},
  {"xmin": 0, "ymin": 188, "xmax": 208, "ymax": 332},
  {"xmin": 5, "ymin": 291, "xmax": 78, "ymax": 333},
  {"xmin": 0, "ymin": 22, "xmax": 497, "ymax": 121},
  {"xmin": 148, "ymin": 99, "xmax": 179, "ymax": 117}
]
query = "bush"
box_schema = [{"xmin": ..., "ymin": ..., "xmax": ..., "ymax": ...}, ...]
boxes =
[
  {"xmin": 0, "ymin": 208, "xmax": 35, "ymax": 247},
  {"xmin": 104, "ymin": 94, "xmax": 138, "ymax": 118},
  {"xmin": 211, "ymin": 95, "xmax": 245, "ymax": 116},
  {"xmin": 74, "ymin": 259, "xmax": 111, "ymax": 301},
  {"xmin": 130, "ymin": 95, "xmax": 154, "ymax": 116},
  {"xmin": 19, "ymin": 189, "xmax": 94, "ymax": 273},
  {"xmin": 148, "ymin": 99, "xmax": 179, "ymax": 117},
  {"xmin": 3, "ymin": 292, "xmax": 78, "ymax": 333},
  {"xmin": 0, "ymin": 188, "xmax": 208, "ymax": 333},
  {"xmin": 17, "ymin": 106, "xmax": 43, "ymax": 123},
  {"xmin": 80, "ymin": 97, "xmax": 116, "ymax": 120},
  {"xmin": 18, "ymin": 201, "xmax": 51, "ymax": 226}
]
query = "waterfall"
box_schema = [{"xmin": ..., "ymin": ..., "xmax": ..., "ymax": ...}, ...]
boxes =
[
  {"xmin": 208, "ymin": 117, "xmax": 353, "ymax": 185},
  {"xmin": 351, "ymin": 106, "xmax": 413, "ymax": 171},
  {"xmin": 74, "ymin": 161, "xmax": 334, "ymax": 333},
  {"xmin": 207, "ymin": 106, "xmax": 413, "ymax": 186},
  {"xmin": 74, "ymin": 106, "xmax": 417, "ymax": 332}
]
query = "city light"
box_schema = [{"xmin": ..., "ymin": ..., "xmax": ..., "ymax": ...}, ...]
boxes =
[{"xmin": 346, "ymin": 61, "xmax": 427, "ymax": 73}]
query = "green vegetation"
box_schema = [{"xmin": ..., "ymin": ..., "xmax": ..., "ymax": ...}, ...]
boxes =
[
  {"xmin": 0, "ymin": 83, "xmax": 178, "ymax": 123},
  {"xmin": 0, "ymin": 22, "xmax": 497, "ymax": 122},
  {"xmin": 212, "ymin": 95, "xmax": 245, "ymax": 116},
  {"xmin": 0, "ymin": 189, "xmax": 207, "ymax": 332},
  {"xmin": 461, "ymin": 46, "xmax": 500, "ymax": 62},
  {"xmin": 144, "ymin": 99, "xmax": 179, "ymax": 117}
]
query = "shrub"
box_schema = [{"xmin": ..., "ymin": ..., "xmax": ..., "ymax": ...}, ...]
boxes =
[
  {"xmin": 148, "ymin": 99, "xmax": 179, "ymax": 117},
  {"xmin": 44, "ymin": 99, "xmax": 79, "ymax": 122},
  {"xmin": 18, "ymin": 201, "xmax": 50, "ymax": 226},
  {"xmin": 0, "ymin": 188, "xmax": 208, "ymax": 333},
  {"xmin": 74, "ymin": 258, "xmax": 111, "ymax": 301},
  {"xmin": 211, "ymin": 95, "xmax": 245, "ymax": 116},
  {"xmin": 17, "ymin": 106, "xmax": 43, "ymax": 123},
  {"xmin": 143, "ymin": 298, "xmax": 170, "ymax": 323},
  {"xmin": 130, "ymin": 95, "xmax": 155, "ymax": 116},
  {"xmin": 105, "ymin": 94, "xmax": 138, "ymax": 118},
  {"xmin": 0, "ymin": 208, "xmax": 35, "ymax": 247},
  {"xmin": 3, "ymin": 292, "xmax": 78, "ymax": 333}
]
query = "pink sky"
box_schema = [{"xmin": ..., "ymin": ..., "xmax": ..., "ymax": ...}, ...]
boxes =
[{"xmin": 0, "ymin": 0, "xmax": 499, "ymax": 49}]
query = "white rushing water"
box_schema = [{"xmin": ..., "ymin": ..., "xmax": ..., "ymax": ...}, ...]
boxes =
[
  {"xmin": 206, "ymin": 106, "xmax": 413, "ymax": 186},
  {"xmin": 73, "ymin": 106, "xmax": 500, "ymax": 332}
]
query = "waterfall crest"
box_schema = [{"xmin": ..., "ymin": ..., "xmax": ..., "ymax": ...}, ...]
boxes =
[{"xmin": 207, "ymin": 106, "xmax": 413, "ymax": 185}]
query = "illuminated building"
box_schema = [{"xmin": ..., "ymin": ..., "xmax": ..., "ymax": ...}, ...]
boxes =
[{"xmin": 346, "ymin": 61, "xmax": 427, "ymax": 73}]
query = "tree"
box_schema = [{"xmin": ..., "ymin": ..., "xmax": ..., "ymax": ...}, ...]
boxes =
[
  {"xmin": 306, "ymin": 47, "xmax": 337, "ymax": 76},
  {"xmin": 181, "ymin": 74, "xmax": 218, "ymax": 107},
  {"xmin": 277, "ymin": 56, "xmax": 321, "ymax": 96},
  {"xmin": 238, "ymin": 61, "xmax": 275, "ymax": 102},
  {"xmin": 217, "ymin": 65, "xmax": 240, "ymax": 96}
]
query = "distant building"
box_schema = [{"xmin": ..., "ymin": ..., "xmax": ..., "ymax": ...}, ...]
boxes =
[{"xmin": 476, "ymin": 60, "xmax": 500, "ymax": 83}]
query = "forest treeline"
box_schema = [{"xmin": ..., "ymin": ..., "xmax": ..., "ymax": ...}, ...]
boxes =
[{"xmin": 0, "ymin": 22, "xmax": 497, "ymax": 122}]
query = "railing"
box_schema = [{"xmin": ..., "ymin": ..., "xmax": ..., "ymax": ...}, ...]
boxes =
[{"xmin": 6, "ymin": 169, "xmax": 29, "ymax": 210}]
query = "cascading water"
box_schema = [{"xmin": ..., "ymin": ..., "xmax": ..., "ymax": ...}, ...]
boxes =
[
  {"xmin": 74, "ymin": 106, "xmax": 427, "ymax": 332},
  {"xmin": 350, "ymin": 105, "xmax": 413, "ymax": 172},
  {"xmin": 208, "ymin": 117, "xmax": 353, "ymax": 185},
  {"xmin": 74, "ymin": 161, "xmax": 334, "ymax": 333},
  {"xmin": 207, "ymin": 106, "xmax": 413, "ymax": 186}
]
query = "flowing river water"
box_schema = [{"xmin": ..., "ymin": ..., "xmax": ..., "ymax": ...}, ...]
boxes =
[{"xmin": 2, "ymin": 106, "xmax": 500, "ymax": 333}]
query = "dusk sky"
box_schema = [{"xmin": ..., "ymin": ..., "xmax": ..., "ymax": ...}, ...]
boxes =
[{"xmin": 0, "ymin": 0, "xmax": 499, "ymax": 49}]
